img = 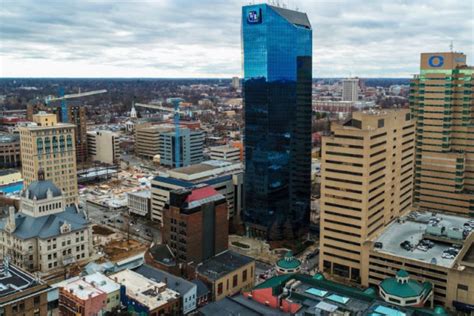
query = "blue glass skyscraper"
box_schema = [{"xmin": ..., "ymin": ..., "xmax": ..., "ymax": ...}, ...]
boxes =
[{"xmin": 242, "ymin": 4, "xmax": 312, "ymax": 240}]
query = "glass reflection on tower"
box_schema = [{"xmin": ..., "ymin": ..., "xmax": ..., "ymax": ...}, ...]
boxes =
[{"xmin": 242, "ymin": 4, "xmax": 312, "ymax": 240}]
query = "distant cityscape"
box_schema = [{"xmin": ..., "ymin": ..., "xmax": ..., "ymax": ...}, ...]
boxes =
[{"xmin": 0, "ymin": 2, "xmax": 472, "ymax": 316}]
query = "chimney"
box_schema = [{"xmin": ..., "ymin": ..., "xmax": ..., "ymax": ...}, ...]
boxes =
[{"xmin": 7, "ymin": 206, "xmax": 16, "ymax": 233}]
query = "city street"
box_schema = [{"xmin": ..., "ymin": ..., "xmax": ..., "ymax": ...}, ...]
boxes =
[{"xmin": 80, "ymin": 197, "xmax": 162, "ymax": 244}]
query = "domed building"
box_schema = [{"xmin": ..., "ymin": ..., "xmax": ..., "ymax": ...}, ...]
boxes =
[
  {"xmin": 275, "ymin": 251, "xmax": 301, "ymax": 275},
  {"xmin": 0, "ymin": 172, "xmax": 93, "ymax": 274},
  {"xmin": 379, "ymin": 270, "xmax": 433, "ymax": 307}
]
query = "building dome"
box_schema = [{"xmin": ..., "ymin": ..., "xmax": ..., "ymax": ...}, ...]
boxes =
[
  {"xmin": 275, "ymin": 250, "xmax": 301, "ymax": 274},
  {"xmin": 22, "ymin": 179, "xmax": 62, "ymax": 200},
  {"xmin": 379, "ymin": 270, "xmax": 433, "ymax": 307},
  {"xmin": 313, "ymin": 273, "xmax": 325, "ymax": 281},
  {"xmin": 433, "ymin": 306, "xmax": 448, "ymax": 315}
]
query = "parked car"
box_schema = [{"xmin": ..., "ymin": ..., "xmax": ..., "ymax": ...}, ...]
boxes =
[{"xmin": 400, "ymin": 241, "xmax": 412, "ymax": 251}]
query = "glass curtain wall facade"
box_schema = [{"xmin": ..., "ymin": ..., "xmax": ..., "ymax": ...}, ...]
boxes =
[{"xmin": 242, "ymin": 4, "xmax": 312, "ymax": 240}]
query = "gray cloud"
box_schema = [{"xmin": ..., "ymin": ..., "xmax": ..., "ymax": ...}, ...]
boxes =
[{"xmin": 0, "ymin": 0, "xmax": 472, "ymax": 77}]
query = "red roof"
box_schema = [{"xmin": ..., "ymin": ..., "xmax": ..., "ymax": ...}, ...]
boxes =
[{"xmin": 185, "ymin": 186, "xmax": 218, "ymax": 203}]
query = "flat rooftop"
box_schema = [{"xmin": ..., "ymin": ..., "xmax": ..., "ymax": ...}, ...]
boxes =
[
  {"xmin": 167, "ymin": 160, "xmax": 242, "ymax": 182},
  {"xmin": 373, "ymin": 211, "xmax": 472, "ymax": 268},
  {"xmin": 111, "ymin": 269, "xmax": 180, "ymax": 310},
  {"xmin": 172, "ymin": 163, "xmax": 215, "ymax": 175},
  {"xmin": 128, "ymin": 190, "xmax": 151, "ymax": 199},
  {"xmin": 197, "ymin": 250, "xmax": 254, "ymax": 281},
  {"xmin": 0, "ymin": 134, "xmax": 19, "ymax": 143},
  {"xmin": 210, "ymin": 145, "xmax": 240, "ymax": 153},
  {"xmin": 62, "ymin": 279, "xmax": 104, "ymax": 300},
  {"xmin": 83, "ymin": 272, "xmax": 120, "ymax": 294},
  {"xmin": 0, "ymin": 264, "xmax": 42, "ymax": 298}
]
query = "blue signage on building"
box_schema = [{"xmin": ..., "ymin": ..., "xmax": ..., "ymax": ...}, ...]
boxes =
[
  {"xmin": 247, "ymin": 10, "xmax": 261, "ymax": 24},
  {"xmin": 428, "ymin": 55, "xmax": 444, "ymax": 67}
]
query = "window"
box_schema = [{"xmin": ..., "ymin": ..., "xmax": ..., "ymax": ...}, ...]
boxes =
[
  {"xmin": 233, "ymin": 275, "xmax": 238, "ymax": 288},
  {"xmin": 352, "ymin": 119, "xmax": 362, "ymax": 129},
  {"xmin": 217, "ymin": 283, "xmax": 223, "ymax": 295},
  {"xmin": 458, "ymin": 284, "xmax": 469, "ymax": 291},
  {"xmin": 242, "ymin": 269, "xmax": 248, "ymax": 282}
]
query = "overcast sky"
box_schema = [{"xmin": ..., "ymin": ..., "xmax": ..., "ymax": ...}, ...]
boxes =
[{"xmin": 0, "ymin": 0, "xmax": 472, "ymax": 78}]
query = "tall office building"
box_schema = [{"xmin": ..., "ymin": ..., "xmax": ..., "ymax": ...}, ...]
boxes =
[
  {"xmin": 231, "ymin": 76, "xmax": 240, "ymax": 90},
  {"xmin": 410, "ymin": 52, "xmax": 474, "ymax": 215},
  {"xmin": 27, "ymin": 102, "xmax": 88, "ymax": 167},
  {"xmin": 342, "ymin": 78, "xmax": 359, "ymax": 102},
  {"xmin": 159, "ymin": 128, "xmax": 204, "ymax": 168},
  {"xmin": 68, "ymin": 105, "xmax": 88, "ymax": 166},
  {"xmin": 319, "ymin": 110, "xmax": 415, "ymax": 283},
  {"xmin": 87, "ymin": 130, "xmax": 120, "ymax": 165},
  {"xmin": 19, "ymin": 112, "xmax": 78, "ymax": 205},
  {"xmin": 242, "ymin": 4, "xmax": 312, "ymax": 240},
  {"xmin": 134, "ymin": 123, "xmax": 173, "ymax": 159}
]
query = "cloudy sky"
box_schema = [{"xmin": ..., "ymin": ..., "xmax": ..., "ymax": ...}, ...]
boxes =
[{"xmin": 0, "ymin": 0, "xmax": 472, "ymax": 78}]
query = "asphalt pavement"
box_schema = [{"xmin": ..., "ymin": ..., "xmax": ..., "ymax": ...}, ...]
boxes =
[{"xmin": 80, "ymin": 197, "xmax": 161, "ymax": 244}]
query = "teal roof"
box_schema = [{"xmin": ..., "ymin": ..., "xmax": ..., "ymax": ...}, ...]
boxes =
[
  {"xmin": 374, "ymin": 305, "xmax": 407, "ymax": 316},
  {"xmin": 276, "ymin": 251, "xmax": 301, "ymax": 270},
  {"xmin": 254, "ymin": 274, "xmax": 293, "ymax": 291},
  {"xmin": 396, "ymin": 269, "xmax": 409, "ymax": 278},
  {"xmin": 327, "ymin": 294, "xmax": 350, "ymax": 304},
  {"xmin": 380, "ymin": 278, "xmax": 431, "ymax": 298},
  {"xmin": 305, "ymin": 288, "xmax": 328, "ymax": 297},
  {"xmin": 313, "ymin": 273, "xmax": 325, "ymax": 281},
  {"xmin": 433, "ymin": 306, "xmax": 448, "ymax": 315},
  {"xmin": 251, "ymin": 273, "xmax": 442, "ymax": 316}
]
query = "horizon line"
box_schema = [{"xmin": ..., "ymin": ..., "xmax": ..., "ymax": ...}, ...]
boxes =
[{"xmin": 0, "ymin": 76, "xmax": 413, "ymax": 80}]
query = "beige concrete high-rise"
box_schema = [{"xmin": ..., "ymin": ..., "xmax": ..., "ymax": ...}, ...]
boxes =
[
  {"xmin": 410, "ymin": 52, "xmax": 474, "ymax": 215},
  {"xmin": 342, "ymin": 78, "xmax": 359, "ymax": 102},
  {"xmin": 134, "ymin": 123, "xmax": 173, "ymax": 159},
  {"xmin": 319, "ymin": 109, "xmax": 415, "ymax": 284},
  {"xmin": 87, "ymin": 130, "xmax": 120, "ymax": 165},
  {"xmin": 19, "ymin": 112, "xmax": 78, "ymax": 205}
]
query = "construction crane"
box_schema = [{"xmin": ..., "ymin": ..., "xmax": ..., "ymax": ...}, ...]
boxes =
[
  {"xmin": 135, "ymin": 99, "xmax": 185, "ymax": 167},
  {"xmin": 45, "ymin": 89, "xmax": 107, "ymax": 122}
]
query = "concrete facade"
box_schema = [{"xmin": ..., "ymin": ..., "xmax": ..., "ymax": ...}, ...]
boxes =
[
  {"xmin": 367, "ymin": 211, "xmax": 474, "ymax": 311},
  {"xmin": 410, "ymin": 52, "xmax": 474, "ymax": 215},
  {"xmin": 127, "ymin": 190, "xmax": 151, "ymax": 217},
  {"xmin": 151, "ymin": 160, "xmax": 243, "ymax": 225},
  {"xmin": 87, "ymin": 130, "xmax": 120, "ymax": 165},
  {"xmin": 159, "ymin": 128, "xmax": 204, "ymax": 168},
  {"xmin": 209, "ymin": 145, "xmax": 240, "ymax": 162},
  {"xmin": 319, "ymin": 110, "xmax": 415, "ymax": 284},
  {"xmin": 0, "ymin": 134, "xmax": 21, "ymax": 168},
  {"xmin": 19, "ymin": 112, "xmax": 78, "ymax": 205},
  {"xmin": 134, "ymin": 123, "xmax": 173, "ymax": 159},
  {"xmin": 342, "ymin": 78, "xmax": 359, "ymax": 102}
]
